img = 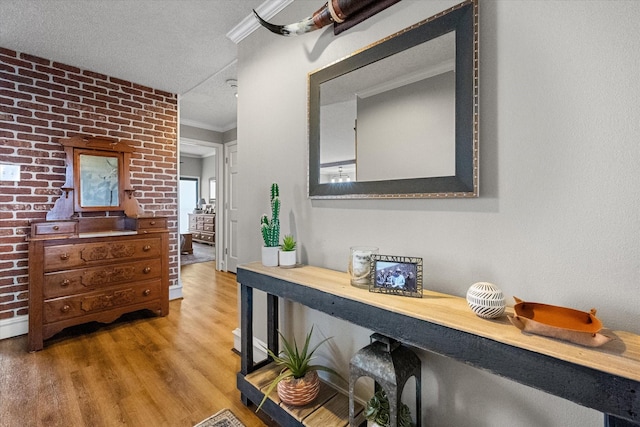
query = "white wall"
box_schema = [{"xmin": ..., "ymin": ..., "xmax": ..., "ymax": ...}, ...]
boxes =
[
  {"xmin": 237, "ymin": 1, "xmax": 640, "ymax": 426},
  {"xmin": 202, "ymin": 153, "xmax": 216, "ymax": 203},
  {"xmin": 179, "ymin": 156, "xmax": 202, "ymax": 181}
]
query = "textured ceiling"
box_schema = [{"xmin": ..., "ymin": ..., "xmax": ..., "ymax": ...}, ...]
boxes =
[{"xmin": 0, "ymin": 0, "xmax": 288, "ymax": 147}]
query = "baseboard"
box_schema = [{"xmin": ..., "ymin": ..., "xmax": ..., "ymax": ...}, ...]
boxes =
[
  {"xmin": 232, "ymin": 328, "xmax": 268, "ymax": 362},
  {"xmin": 169, "ymin": 282, "xmax": 183, "ymax": 300},
  {"xmin": 0, "ymin": 315, "xmax": 28, "ymax": 340}
]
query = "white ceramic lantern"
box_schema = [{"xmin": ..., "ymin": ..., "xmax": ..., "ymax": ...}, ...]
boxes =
[{"xmin": 466, "ymin": 282, "xmax": 506, "ymax": 319}]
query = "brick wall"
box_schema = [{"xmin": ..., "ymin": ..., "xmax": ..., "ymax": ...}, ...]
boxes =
[{"xmin": 0, "ymin": 47, "xmax": 179, "ymax": 326}]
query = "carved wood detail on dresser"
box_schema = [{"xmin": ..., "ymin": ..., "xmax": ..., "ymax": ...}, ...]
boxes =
[{"xmin": 27, "ymin": 216, "xmax": 170, "ymax": 352}]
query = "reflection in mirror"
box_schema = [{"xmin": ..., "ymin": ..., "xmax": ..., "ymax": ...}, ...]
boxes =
[
  {"xmin": 309, "ymin": 0, "xmax": 478, "ymax": 199},
  {"xmin": 321, "ymin": 31, "xmax": 456, "ymax": 182},
  {"xmin": 77, "ymin": 151, "xmax": 122, "ymax": 209}
]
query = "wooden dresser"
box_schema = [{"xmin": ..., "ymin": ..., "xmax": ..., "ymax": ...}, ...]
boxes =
[
  {"xmin": 27, "ymin": 216, "xmax": 169, "ymax": 352},
  {"xmin": 188, "ymin": 213, "xmax": 215, "ymax": 245},
  {"xmin": 26, "ymin": 136, "xmax": 171, "ymax": 352}
]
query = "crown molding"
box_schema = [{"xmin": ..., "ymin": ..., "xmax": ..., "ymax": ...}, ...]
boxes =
[
  {"xmin": 180, "ymin": 118, "xmax": 225, "ymax": 133},
  {"xmin": 226, "ymin": 0, "xmax": 294, "ymax": 44}
]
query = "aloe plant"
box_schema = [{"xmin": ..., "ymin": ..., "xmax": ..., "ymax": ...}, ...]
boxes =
[
  {"xmin": 281, "ymin": 234, "xmax": 296, "ymax": 252},
  {"xmin": 256, "ymin": 326, "xmax": 343, "ymax": 412},
  {"xmin": 260, "ymin": 183, "xmax": 280, "ymax": 247},
  {"xmin": 364, "ymin": 389, "xmax": 412, "ymax": 427}
]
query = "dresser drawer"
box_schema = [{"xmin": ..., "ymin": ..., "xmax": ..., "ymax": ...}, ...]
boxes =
[
  {"xmin": 203, "ymin": 216, "xmax": 214, "ymax": 225},
  {"xmin": 43, "ymin": 259, "xmax": 162, "ymax": 299},
  {"xmin": 43, "ymin": 280, "xmax": 162, "ymax": 323},
  {"xmin": 43, "ymin": 237, "xmax": 161, "ymax": 272},
  {"xmin": 31, "ymin": 220, "xmax": 78, "ymax": 239},
  {"xmin": 137, "ymin": 217, "xmax": 167, "ymax": 231},
  {"xmin": 203, "ymin": 224, "xmax": 214, "ymax": 232},
  {"xmin": 199, "ymin": 233, "xmax": 214, "ymax": 243}
]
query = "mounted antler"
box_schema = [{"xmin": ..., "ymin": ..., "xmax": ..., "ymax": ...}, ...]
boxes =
[{"xmin": 253, "ymin": 0, "xmax": 388, "ymax": 36}]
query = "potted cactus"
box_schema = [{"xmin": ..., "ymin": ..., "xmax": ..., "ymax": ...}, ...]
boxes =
[
  {"xmin": 279, "ymin": 234, "xmax": 297, "ymax": 268},
  {"xmin": 260, "ymin": 183, "xmax": 280, "ymax": 266}
]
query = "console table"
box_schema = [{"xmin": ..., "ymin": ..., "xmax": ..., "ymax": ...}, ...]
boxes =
[{"xmin": 237, "ymin": 262, "xmax": 639, "ymax": 426}]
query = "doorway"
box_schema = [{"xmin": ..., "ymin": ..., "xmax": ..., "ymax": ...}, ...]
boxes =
[
  {"xmin": 178, "ymin": 139, "xmax": 224, "ymax": 269},
  {"xmin": 179, "ymin": 176, "xmax": 215, "ymax": 265}
]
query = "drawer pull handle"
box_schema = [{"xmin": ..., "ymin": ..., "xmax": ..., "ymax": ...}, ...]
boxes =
[
  {"xmin": 61, "ymin": 279, "xmax": 70, "ymax": 287},
  {"xmin": 61, "ymin": 305, "xmax": 71, "ymax": 313},
  {"xmin": 53, "ymin": 225, "xmax": 60, "ymax": 231},
  {"xmin": 143, "ymin": 267, "xmax": 151, "ymax": 274},
  {"xmin": 143, "ymin": 245, "xmax": 151, "ymax": 251},
  {"xmin": 143, "ymin": 289, "xmax": 151, "ymax": 296},
  {"xmin": 60, "ymin": 253, "xmax": 70, "ymax": 261},
  {"xmin": 149, "ymin": 221, "xmax": 156, "ymax": 225}
]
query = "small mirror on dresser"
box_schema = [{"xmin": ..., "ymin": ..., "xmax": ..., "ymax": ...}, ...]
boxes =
[
  {"xmin": 76, "ymin": 150, "xmax": 123, "ymax": 210},
  {"xmin": 47, "ymin": 136, "xmax": 141, "ymax": 220}
]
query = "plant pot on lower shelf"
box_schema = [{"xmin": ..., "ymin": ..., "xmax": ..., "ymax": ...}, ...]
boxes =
[
  {"xmin": 255, "ymin": 327, "xmax": 342, "ymax": 413},
  {"xmin": 277, "ymin": 370, "xmax": 320, "ymax": 406},
  {"xmin": 261, "ymin": 246, "xmax": 279, "ymax": 267}
]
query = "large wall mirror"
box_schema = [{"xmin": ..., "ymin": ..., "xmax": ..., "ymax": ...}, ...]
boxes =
[{"xmin": 308, "ymin": 0, "xmax": 478, "ymax": 199}]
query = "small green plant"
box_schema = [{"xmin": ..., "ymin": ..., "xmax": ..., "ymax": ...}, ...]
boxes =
[
  {"xmin": 281, "ymin": 234, "xmax": 296, "ymax": 252},
  {"xmin": 256, "ymin": 326, "xmax": 343, "ymax": 412},
  {"xmin": 364, "ymin": 389, "xmax": 412, "ymax": 427},
  {"xmin": 260, "ymin": 183, "xmax": 280, "ymax": 247}
]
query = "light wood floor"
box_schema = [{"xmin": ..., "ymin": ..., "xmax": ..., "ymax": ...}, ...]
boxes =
[{"xmin": 0, "ymin": 262, "xmax": 277, "ymax": 427}]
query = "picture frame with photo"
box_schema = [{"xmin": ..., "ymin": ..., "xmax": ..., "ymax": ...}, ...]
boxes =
[{"xmin": 369, "ymin": 254, "xmax": 423, "ymax": 298}]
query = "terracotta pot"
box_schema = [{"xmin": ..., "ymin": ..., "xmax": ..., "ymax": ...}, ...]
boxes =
[{"xmin": 277, "ymin": 370, "xmax": 320, "ymax": 406}]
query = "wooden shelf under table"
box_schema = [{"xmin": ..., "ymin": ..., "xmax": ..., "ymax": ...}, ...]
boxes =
[{"xmin": 238, "ymin": 362, "xmax": 365, "ymax": 427}]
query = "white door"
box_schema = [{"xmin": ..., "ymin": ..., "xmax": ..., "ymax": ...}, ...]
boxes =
[{"xmin": 224, "ymin": 142, "xmax": 239, "ymax": 273}]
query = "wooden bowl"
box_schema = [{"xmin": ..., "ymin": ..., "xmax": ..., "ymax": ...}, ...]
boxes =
[{"xmin": 513, "ymin": 297, "xmax": 602, "ymax": 333}]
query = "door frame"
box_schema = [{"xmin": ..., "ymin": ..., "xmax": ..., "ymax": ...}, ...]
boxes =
[
  {"xmin": 213, "ymin": 142, "xmax": 225, "ymax": 271},
  {"xmin": 223, "ymin": 141, "xmax": 238, "ymax": 273}
]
